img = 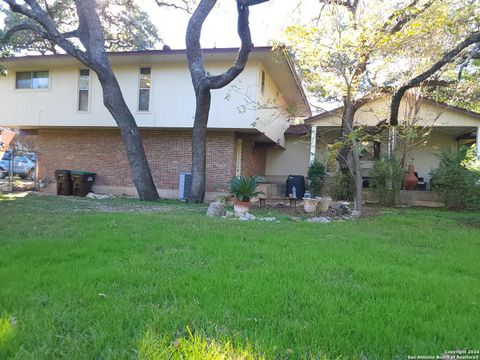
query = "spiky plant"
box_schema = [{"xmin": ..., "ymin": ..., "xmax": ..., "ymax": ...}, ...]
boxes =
[{"xmin": 230, "ymin": 176, "xmax": 263, "ymax": 202}]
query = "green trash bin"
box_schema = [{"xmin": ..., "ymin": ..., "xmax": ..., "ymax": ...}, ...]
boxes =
[
  {"xmin": 55, "ymin": 170, "xmax": 72, "ymax": 196},
  {"xmin": 71, "ymin": 170, "xmax": 97, "ymax": 197}
]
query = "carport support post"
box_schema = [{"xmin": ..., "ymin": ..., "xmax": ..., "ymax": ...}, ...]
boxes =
[
  {"xmin": 477, "ymin": 126, "xmax": 480, "ymax": 159},
  {"xmin": 8, "ymin": 150, "xmax": 14, "ymax": 193},
  {"xmin": 310, "ymin": 125, "xmax": 317, "ymax": 165},
  {"xmin": 388, "ymin": 126, "xmax": 397, "ymax": 157}
]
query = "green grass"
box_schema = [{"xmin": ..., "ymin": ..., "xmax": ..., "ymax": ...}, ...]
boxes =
[{"xmin": 0, "ymin": 194, "xmax": 479, "ymax": 359}]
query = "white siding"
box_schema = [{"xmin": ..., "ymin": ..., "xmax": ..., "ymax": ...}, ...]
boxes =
[{"xmin": 0, "ymin": 61, "xmax": 263, "ymax": 132}]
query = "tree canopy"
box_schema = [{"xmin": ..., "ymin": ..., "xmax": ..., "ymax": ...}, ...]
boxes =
[
  {"xmin": 0, "ymin": 0, "xmax": 160, "ymax": 55},
  {"xmin": 284, "ymin": 0, "xmax": 480, "ymax": 111}
]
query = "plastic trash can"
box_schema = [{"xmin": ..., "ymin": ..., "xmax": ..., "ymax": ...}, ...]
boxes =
[
  {"xmin": 55, "ymin": 170, "xmax": 72, "ymax": 196},
  {"xmin": 71, "ymin": 170, "xmax": 96, "ymax": 197}
]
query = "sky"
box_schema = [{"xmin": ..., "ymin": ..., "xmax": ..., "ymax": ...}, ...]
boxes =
[{"xmin": 139, "ymin": 1, "xmax": 313, "ymax": 50}]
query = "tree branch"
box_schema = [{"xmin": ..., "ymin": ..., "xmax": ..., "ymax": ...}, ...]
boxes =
[
  {"xmin": 2, "ymin": 0, "xmax": 89, "ymax": 64},
  {"xmin": 243, "ymin": 0, "xmax": 269, "ymax": 5},
  {"xmin": 156, "ymin": 0, "xmax": 194, "ymax": 13},
  {"xmin": 353, "ymin": 0, "xmax": 436, "ymax": 80},
  {"xmin": 185, "ymin": 0, "xmax": 216, "ymax": 90},
  {"xmin": 62, "ymin": 30, "xmax": 79, "ymax": 39},
  {"xmin": 2, "ymin": 23, "xmax": 50, "ymax": 42},
  {"xmin": 317, "ymin": 0, "xmax": 359, "ymax": 15},
  {"xmin": 381, "ymin": 0, "xmax": 436, "ymax": 35},
  {"xmin": 458, "ymin": 43, "xmax": 480, "ymax": 79},
  {"xmin": 390, "ymin": 31, "xmax": 480, "ymax": 126},
  {"xmin": 206, "ymin": 1, "xmax": 254, "ymax": 89}
]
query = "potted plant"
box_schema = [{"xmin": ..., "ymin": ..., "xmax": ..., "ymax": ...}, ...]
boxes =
[{"xmin": 230, "ymin": 176, "xmax": 263, "ymax": 217}]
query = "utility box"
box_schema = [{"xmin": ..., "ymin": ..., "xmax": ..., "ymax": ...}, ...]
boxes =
[{"xmin": 179, "ymin": 172, "xmax": 192, "ymax": 200}]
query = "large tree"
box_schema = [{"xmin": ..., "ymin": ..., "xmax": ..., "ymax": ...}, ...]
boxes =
[
  {"xmin": 184, "ymin": 0, "xmax": 268, "ymax": 203},
  {"xmin": 284, "ymin": 0, "xmax": 437, "ymax": 212},
  {"xmin": 389, "ymin": 31, "xmax": 480, "ymax": 126},
  {"xmin": 1, "ymin": 0, "xmax": 160, "ymax": 201},
  {"xmin": 1, "ymin": 0, "xmax": 160, "ymax": 54}
]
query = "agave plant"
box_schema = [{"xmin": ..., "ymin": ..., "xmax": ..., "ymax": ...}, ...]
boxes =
[{"xmin": 230, "ymin": 176, "xmax": 263, "ymax": 202}]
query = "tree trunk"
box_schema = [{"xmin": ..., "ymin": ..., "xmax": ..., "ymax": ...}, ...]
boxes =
[
  {"xmin": 336, "ymin": 99, "xmax": 355, "ymax": 172},
  {"xmin": 189, "ymin": 88, "xmax": 212, "ymax": 203},
  {"xmin": 96, "ymin": 66, "xmax": 159, "ymax": 201},
  {"xmin": 352, "ymin": 139, "xmax": 363, "ymax": 213},
  {"xmin": 338, "ymin": 97, "xmax": 363, "ymax": 213},
  {"xmin": 2, "ymin": 0, "xmax": 160, "ymax": 201}
]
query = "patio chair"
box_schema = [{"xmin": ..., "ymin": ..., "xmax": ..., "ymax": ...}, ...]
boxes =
[{"xmin": 414, "ymin": 172, "xmax": 426, "ymax": 190}]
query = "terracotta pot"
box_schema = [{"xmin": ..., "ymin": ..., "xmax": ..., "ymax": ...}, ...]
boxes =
[
  {"xmin": 224, "ymin": 196, "xmax": 235, "ymax": 207},
  {"xmin": 233, "ymin": 199, "xmax": 251, "ymax": 217},
  {"xmin": 303, "ymin": 198, "xmax": 320, "ymax": 213},
  {"xmin": 404, "ymin": 163, "xmax": 418, "ymax": 190}
]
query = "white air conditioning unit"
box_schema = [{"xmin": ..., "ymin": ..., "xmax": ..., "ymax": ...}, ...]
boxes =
[{"xmin": 179, "ymin": 172, "xmax": 192, "ymax": 200}]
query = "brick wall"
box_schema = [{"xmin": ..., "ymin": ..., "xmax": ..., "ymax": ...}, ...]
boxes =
[
  {"xmin": 240, "ymin": 139, "xmax": 267, "ymax": 177},
  {"xmin": 37, "ymin": 129, "xmax": 236, "ymax": 192}
]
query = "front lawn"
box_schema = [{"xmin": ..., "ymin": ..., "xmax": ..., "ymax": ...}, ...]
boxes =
[{"xmin": 0, "ymin": 194, "xmax": 479, "ymax": 359}]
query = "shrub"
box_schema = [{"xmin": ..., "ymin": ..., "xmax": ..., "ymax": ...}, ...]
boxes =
[
  {"xmin": 370, "ymin": 156, "xmax": 403, "ymax": 205},
  {"xmin": 430, "ymin": 146, "xmax": 480, "ymax": 210},
  {"xmin": 307, "ymin": 160, "xmax": 326, "ymax": 197},
  {"xmin": 331, "ymin": 172, "xmax": 354, "ymax": 201},
  {"xmin": 230, "ymin": 176, "xmax": 263, "ymax": 202}
]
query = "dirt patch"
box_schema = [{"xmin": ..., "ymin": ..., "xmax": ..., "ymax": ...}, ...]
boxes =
[
  {"xmin": 456, "ymin": 217, "xmax": 480, "ymax": 228},
  {"xmin": 254, "ymin": 200, "xmax": 386, "ymax": 220}
]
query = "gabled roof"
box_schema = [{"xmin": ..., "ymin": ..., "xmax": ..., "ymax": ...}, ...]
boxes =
[
  {"xmin": 305, "ymin": 97, "xmax": 480, "ymax": 124},
  {"xmin": 285, "ymin": 124, "xmax": 310, "ymax": 136}
]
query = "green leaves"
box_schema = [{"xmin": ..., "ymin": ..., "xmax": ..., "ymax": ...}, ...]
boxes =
[
  {"xmin": 307, "ymin": 160, "xmax": 326, "ymax": 197},
  {"xmin": 1, "ymin": 0, "xmax": 160, "ymax": 54},
  {"xmin": 430, "ymin": 145, "xmax": 480, "ymax": 209},
  {"xmin": 230, "ymin": 176, "xmax": 263, "ymax": 202},
  {"xmin": 371, "ymin": 156, "xmax": 403, "ymax": 205}
]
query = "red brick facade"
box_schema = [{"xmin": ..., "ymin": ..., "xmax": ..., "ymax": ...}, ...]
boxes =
[
  {"xmin": 37, "ymin": 129, "xmax": 267, "ymax": 193},
  {"xmin": 240, "ymin": 139, "xmax": 267, "ymax": 177}
]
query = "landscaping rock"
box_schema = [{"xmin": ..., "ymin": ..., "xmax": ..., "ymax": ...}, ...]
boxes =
[
  {"xmin": 306, "ymin": 217, "xmax": 330, "ymax": 224},
  {"xmin": 207, "ymin": 201, "xmax": 224, "ymax": 217},
  {"xmin": 244, "ymin": 213, "xmax": 256, "ymax": 221},
  {"xmin": 238, "ymin": 212, "xmax": 256, "ymax": 221},
  {"xmin": 351, "ymin": 210, "xmax": 361, "ymax": 219},
  {"xmin": 225, "ymin": 210, "xmax": 234, "ymax": 218},
  {"xmin": 86, "ymin": 192, "xmax": 110, "ymax": 200},
  {"xmin": 328, "ymin": 201, "xmax": 351, "ymax": 216},
  {"xmin": 258, "ymin": 217, "xmax": 277, "ymax": 222}
]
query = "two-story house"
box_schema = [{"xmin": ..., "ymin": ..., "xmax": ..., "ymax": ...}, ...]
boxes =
[{"xmin": 0, "ymin": 47, "xmax": 310, "ymax": 198}]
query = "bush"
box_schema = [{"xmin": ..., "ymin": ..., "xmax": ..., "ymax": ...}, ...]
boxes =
[
  {"xmin": 370, "ymin": 156, "xmax": 403, "ymax": 205},
  {"xmin": 331, "ymin": 172, "xmax": 354, "ymax": 201},
  {"xmin": 307, "ymin": 160, "xmax": 326, "ymax": 197},
  {"xmin": 430, "ymin": 146, "xmax": 480, "ymax": 210}
]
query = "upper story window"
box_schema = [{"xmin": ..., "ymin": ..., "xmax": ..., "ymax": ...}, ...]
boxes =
[
  {"xmin": 78, "ymin": 69, "xmax": 90, "ymax": 112},
  {"xmin": 260, "ymin": 70, "xmax": 266, "ymax": 95},
  {"xmin": 138, "ymin": 67, "xmax": 151, "ymax": 112},
  {"xmin": 16, "ymin": 71, "xmax": 49, "ymax": 89}
]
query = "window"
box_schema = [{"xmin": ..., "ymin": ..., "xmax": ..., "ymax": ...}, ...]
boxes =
[
  {"xmin": 16, "ymin": 71, "xmax": 49, "ymax": 89},
  {"xmin": 260, "ymin": 70, "xmax": 266, "ymax": 95},
  {"xmin": 78, "ymin": 69, "xmax": 90, "ymax": 112},
  {"xmin": 138, "ymin": 67, "xmax": 151, "ymax": 111}
]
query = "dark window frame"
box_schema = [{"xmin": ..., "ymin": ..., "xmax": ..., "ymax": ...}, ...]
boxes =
[
  {"xmin": 15, "ymin": 70, "xmax": 49, "ymax": 90},
  {"xmin": 138, "ymin": 67, "xmax": 152, "ymax": 112},
  {"xmin": 78, "ymin": 69, "xmax": 90, "ymax": 112}
]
